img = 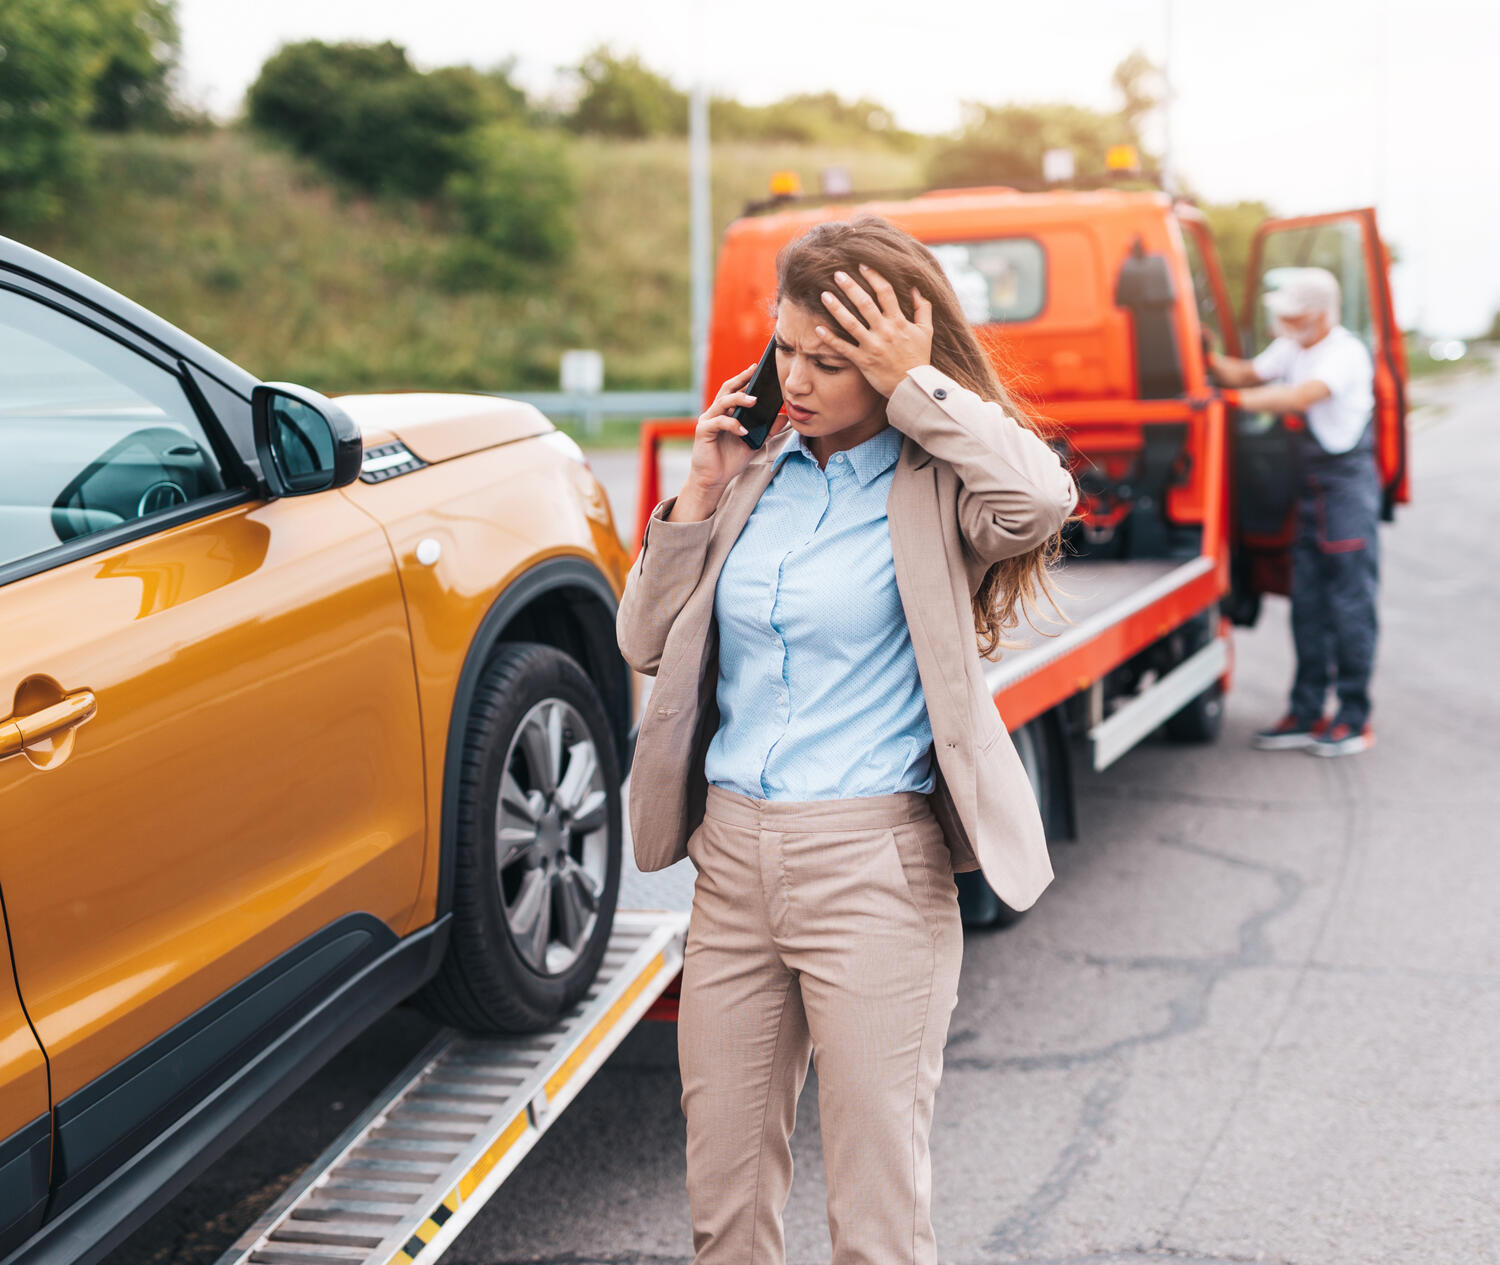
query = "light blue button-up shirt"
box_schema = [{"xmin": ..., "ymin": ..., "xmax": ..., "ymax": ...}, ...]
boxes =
[{"xmin": 704, "ymin": 423, "xmax": 935, "ymax": 801}]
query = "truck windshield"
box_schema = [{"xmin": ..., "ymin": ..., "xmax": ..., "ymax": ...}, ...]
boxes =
[
  {"xmin": 1252, "ymin": 220, "xmax": 1375, "ymax": 354},
  {"xmin": 928, "ymin": 238, "xmax": 1045, "ymax": 325}
]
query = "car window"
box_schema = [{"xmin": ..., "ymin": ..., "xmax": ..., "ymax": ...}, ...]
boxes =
[
  {"xmin": 928, "ymin": 238, "xmax": 1046, "ymax": 324},
  {"xmin": 1252, "ymin": 220, "xmax": 1374, "ymax": 354},
  {"xmin": 0, "ymin": 288, "xmax": 227, "ymax": 570}
]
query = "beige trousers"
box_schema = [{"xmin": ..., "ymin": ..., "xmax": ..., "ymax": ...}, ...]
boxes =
[{"xmin": 677, "ymin": 784, "xmax": 964, "ymax": 1265}]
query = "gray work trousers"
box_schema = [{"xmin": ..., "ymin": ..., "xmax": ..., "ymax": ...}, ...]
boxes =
[{"xmin": 1288, "ymin": 444, "xmax": 1381, "ymax": 730}]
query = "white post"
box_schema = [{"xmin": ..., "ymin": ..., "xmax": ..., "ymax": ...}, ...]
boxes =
[{"xmin": 689, "ymin": 82, "xmax": 711, "ymax": 409}]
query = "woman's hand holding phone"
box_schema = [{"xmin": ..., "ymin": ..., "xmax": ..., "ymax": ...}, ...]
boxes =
[{"xmin": 668, "ymin": 363, "xmax": 789, "ymax": 522}]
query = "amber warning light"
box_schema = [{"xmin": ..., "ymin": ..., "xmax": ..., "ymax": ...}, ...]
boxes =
[{"xmin": 769, "ymin": 170, "xmax": 802, "ymax": 197}]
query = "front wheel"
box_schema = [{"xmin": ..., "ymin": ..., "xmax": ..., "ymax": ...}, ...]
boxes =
[{"xmin": 418, "ymin": 642, "xmax": 622, "ymax": 1033}]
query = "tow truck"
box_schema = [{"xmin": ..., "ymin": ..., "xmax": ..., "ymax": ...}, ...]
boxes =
[
  {"xmin": 220, "ymin": 186, "xmax": 1408, "ymax": 1262},
  {"xmin": 632, "ymin": 187, "xmax": 1408, "ymax": 923}
]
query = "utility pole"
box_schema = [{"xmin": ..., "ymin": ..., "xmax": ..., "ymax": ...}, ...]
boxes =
[
  {"xmin": 1161, "ymin": 0, "xmax": 1175, "ymax": 195},
  {"xmin": 689, "ymin": 82, "xmax": 711, "ymax": 408}
]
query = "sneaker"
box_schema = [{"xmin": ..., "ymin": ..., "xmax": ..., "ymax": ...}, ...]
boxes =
[
  {"xmin": 1307, "ymin": 722, "xmax": 1374, "ymax": 758},
  {"xmin": 1253, "ymin": 714, "xmax": 1329, "ymax": 750}
]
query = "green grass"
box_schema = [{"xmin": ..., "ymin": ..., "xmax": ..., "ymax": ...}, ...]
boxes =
[{"xmin": 14, "ymin": 130, "xmax": 923, "ymax": 394}]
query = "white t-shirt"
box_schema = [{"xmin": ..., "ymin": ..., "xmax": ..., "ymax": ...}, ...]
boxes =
[{"xmin": 1251, "ymin": 325, "xmax": 1375, "ymax": 455}]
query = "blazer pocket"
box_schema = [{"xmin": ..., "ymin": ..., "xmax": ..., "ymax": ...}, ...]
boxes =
[{"xmin": 979, "ymin": 711, "xmax": 1007, "ymax": 753}]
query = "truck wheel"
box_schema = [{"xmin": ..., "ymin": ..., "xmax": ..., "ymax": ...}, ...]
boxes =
[
  {"xmin": 1163, "ymin": 607, "xmax": 1226, "ymax": 744},
  {"xmin": 958, "ymin": 715, "xmax": 1055, "ymax": 930},
  {"xmin": 419, "ymin": 643, "xmax": 621, "ymax": 1033},
  {"xmin": 1164, "ymin": 681, "xmax": 1225, "ymax": 743}
]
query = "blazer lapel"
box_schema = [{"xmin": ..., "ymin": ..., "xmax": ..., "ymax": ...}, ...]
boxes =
[
  {"xmin": 889, "ymin": 433, "xmax": 979, "ymax": 828},
  {"xmin": 676, "ymin": 432, "xmax": 791, "ymax": 683},
  {"xmin": 704, "ymin": 435, "xmax": 787, "ymax": 578},
  {"xmin": 889, "ymin": 434, "xmax": 962, "ymax": 718}
]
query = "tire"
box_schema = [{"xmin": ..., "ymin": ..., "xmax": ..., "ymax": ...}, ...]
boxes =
[
  {"xmin": 958, "ymin": 715, "xmax": 1055, "ymax": 930},
  {"xmin": 1164, "ymin": 682, "xmax": 1225, "ymax": 743},
  {"xmin": 1163, "ymin": 608, "xmax": 1226, "ymax": 744},
  {"xmin": 418, "ymin": 642, "xmax": 622, "ymax": 1033}
]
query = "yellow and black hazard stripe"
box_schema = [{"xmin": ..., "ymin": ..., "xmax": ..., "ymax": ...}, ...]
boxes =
[
  {"xmin": 383, "ymin": 950, "xmax": 669, "ymax": 1264},
  {"xmin": 389, "ymin": 1191, "xmax": 458, "ymax": 1264}
]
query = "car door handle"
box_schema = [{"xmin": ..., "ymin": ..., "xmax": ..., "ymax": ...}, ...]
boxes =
[{"xmin": 0, "ymin": 690, "xmax": 97, "ymax": 760}]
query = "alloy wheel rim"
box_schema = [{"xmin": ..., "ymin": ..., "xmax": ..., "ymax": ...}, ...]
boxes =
[{"xmin": 494, "ymin": 698, "xmax": 609, "ymax": 976}]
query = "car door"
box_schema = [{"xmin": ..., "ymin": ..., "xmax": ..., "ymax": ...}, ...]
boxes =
[
  {"xmin": 1232, "ymin": 207, "xmax": 1408, "ymax": 600},
  {"xmin": 0, "ymin": 283, "xmax": 427, "ymax": 1207}
]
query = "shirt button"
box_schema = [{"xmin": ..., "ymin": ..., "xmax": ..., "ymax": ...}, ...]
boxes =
[{"xmin": 933, "ymin": 387, "xmax": 948, "ymax": 400}]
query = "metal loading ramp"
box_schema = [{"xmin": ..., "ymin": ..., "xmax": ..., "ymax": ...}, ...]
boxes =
[{"xmin": 218, "ymin": 910, "xmax": 689, "ymax": 1265}]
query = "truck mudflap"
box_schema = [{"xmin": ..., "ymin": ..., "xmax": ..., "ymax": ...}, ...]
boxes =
[{"xmin": 216, "ymin": 910, "xmax": 689, "ymax": 1265}]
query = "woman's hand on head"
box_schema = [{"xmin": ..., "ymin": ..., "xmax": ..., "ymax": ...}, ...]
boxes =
[
  {"xmin": 815, "ymin": 265, "xmax": 934, "ymax": 398},
  {"xmin": 671, "ymin": 364, "xmax": 789, "ymax": 521}
]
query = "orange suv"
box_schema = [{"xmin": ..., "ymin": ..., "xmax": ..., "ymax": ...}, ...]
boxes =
[{"xmin": 0, "ymin": 236, "xmax": 635, "ymax": 1264}]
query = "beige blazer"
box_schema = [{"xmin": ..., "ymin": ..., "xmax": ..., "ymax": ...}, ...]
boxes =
[{"xmin": 616, "ymin": 364, "xmax": 1078, "ymax": 911}]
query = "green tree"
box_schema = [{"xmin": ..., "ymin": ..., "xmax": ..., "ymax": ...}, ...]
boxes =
[
  {"xmin": 247, "ymin": 41, "xmax": 524, "ymax": 196},
  {"xmin": 711, "ymin": 91, "xmax": 917, "ymax": 149},
  {"xmin": 247, "ymin": 40, "xmax": 412, "ymax": 158},
  {"xmin": 87, "ymin": 0, "xmax": 180, "ymax": 131},
  {"xmin": 927, "ymin": 101, "xmax": 1140, "ymax": 189},
  {"xmin": 0, "ymin": 0, "xmax": 101, "ymax": 224},
  {"xmin": 319, "ymin": 69, "xmax": 491, "ymax": 196},
  {"xmin": 1201, "ymin": 199, "xmax": 1274, "ymax": 318},
  {"xmin": 442, "ymin": 122, "xmax": 577, "ymax": 290},
  {"xmin": 1111, "ymin": 48, "xmax": 1162, "ymax": 136},
  {"xmin": 566, "ymin": 47, "xmax": 686, "ymax": 138}
]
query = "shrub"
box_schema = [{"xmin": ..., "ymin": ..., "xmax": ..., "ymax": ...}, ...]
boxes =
[
  {"xmin": 320, "ymin": 70, "xmax": 490, "ymax": 196},
  {"xmin": 712, "ymin": 92, "xmax": 917, "ymax": 150},
  {"xmin": 441, "ymin": 123, "xmax": 576, "ymax": 290},
  {"xmin": 0, "ymin": 0, "xmax": 100, "ymax": 224},
  {"xmin": 247, "ymin": 40, "xmax": 410, "ymax": 158},
  {"xmin": 566, "ymin": 47, "xmax": 686, "ymax": 138},
  {"xmin": 927, "ymin": 102, "xmax": 1140, "ymax": 190},
  {"xmin": 87, "ymin": 0, "xmax": 180, "ymax": 131},
  {"xmin": 248, "ymin": 42, "xmax": 530, "ymax": 198}
]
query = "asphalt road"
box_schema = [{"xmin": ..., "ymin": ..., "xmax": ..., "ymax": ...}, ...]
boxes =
[{"xmin": 109, "ymin": 360, "xmax": 1499, "ymax": 1265}]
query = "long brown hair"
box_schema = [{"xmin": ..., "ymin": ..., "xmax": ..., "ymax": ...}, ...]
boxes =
[{"xmin": 775, "ymin": 214, "xmax": 1068, "ymax": 658}]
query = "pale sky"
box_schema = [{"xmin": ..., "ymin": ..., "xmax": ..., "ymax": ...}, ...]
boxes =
[{"xmin": 177, "ymin": 0, "xmax": 1499, "ymax": 335}]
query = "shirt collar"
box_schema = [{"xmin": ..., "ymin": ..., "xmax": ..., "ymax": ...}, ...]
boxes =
[{"xmin": 775, "ymin": 423, "xmax": 902, "ymax": 488}]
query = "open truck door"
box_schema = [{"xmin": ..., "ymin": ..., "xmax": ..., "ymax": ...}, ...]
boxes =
[{"xmin": 1230, "ymin": 208, "xmax": 1408, "ymax": 613}]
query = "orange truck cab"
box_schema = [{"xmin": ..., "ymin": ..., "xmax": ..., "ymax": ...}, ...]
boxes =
[{"xmin": 635, "ymin": 184, "xmax": 1407, "ymax": 924}]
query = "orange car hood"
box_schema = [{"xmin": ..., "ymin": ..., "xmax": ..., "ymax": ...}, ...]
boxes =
[{"xmin": 335, "ymin": 392, "xmax": 554, "ymax": 463}]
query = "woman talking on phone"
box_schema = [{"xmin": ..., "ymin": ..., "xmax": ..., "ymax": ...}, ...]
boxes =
[{"xmin": 617, "ymin": 215, "xmax": 1076, "ymax": 1265}]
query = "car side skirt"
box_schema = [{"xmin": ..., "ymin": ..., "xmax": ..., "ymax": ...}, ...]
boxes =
[
  {"xmin": 0, "ymin": 1114, "xmax": 51, "ymax": 1259},
  {"xmin": 4, "ymin": 914, "xmax": 450, "ymax": 1265}
]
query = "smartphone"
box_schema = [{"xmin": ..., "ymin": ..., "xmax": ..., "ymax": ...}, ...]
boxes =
[{"xmin": 732, "ymin": 337, "xmax": 785, "ymax": 449}]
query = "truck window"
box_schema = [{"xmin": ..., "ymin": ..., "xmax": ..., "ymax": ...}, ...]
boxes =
[
  {"xmin": 1181, "ymin": 228, "xmax": 1228, "ymax": 349},
  {"xmin": 927, "ymin": 239, "xmax": 1045, "ymax": 325},
  {"xmin": 1251, "ymin": 220, "xmax": 1374, "ymax": 353}
]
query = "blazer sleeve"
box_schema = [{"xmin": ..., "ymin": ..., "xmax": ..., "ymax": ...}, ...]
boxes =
[
  {"xmin": 886, "ymin": 364, "xmax": 1077, "ymax": 565},
  {"xmin": 616, "ymin": 495, "xmax": 716, "ymax": 676}
]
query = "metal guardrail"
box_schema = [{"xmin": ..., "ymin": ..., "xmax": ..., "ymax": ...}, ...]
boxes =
[{"xmin": 493, "ymin": 390, "xmax": 698, "ymax": 434}]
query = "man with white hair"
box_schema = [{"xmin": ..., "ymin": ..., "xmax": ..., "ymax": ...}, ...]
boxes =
[{"xmin": 1209, "ymin": 266, "xmax": 1380, "ymax": 757}]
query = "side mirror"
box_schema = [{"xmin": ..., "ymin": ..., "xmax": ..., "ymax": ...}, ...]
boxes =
[{"xmin": 251, "ymin": 382, "xmax": 363, "ymax": 496}]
